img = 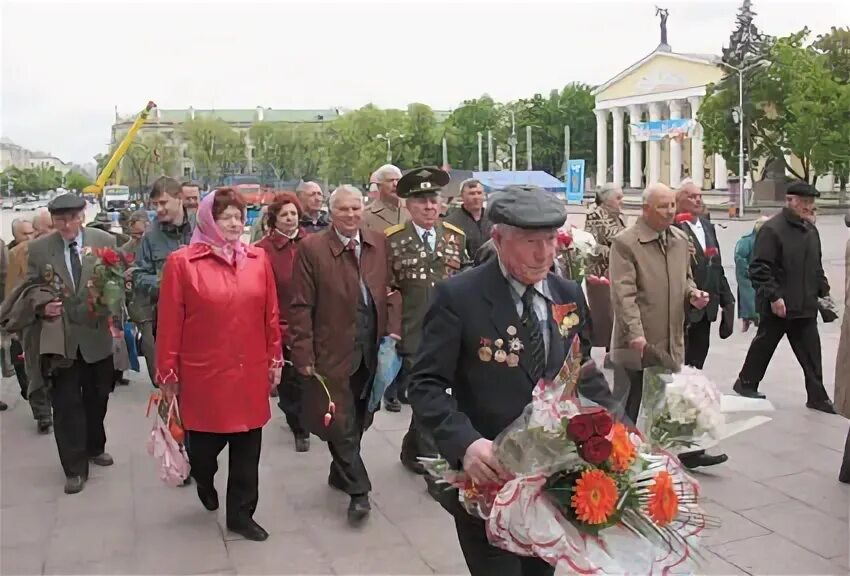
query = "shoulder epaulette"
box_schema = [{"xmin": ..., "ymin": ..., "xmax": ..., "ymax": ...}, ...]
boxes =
[
  {"xmin": 384, "ymin": 223, "xmax": 406, "ymax": 236},
  {"xmin": 443, "ymin": 222, "xmax": 466, "ymax": 236}
]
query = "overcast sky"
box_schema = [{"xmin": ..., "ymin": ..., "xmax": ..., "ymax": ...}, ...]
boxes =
[{"xmin": 1, "ymin": 0, "xmax": 846, "ymax": 165}]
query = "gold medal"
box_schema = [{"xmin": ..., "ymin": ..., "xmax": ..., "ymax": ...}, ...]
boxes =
[
  {"xmin": 506, "ymin": 325, "xmax": 517, "ymax": 336},
  {"xmin": 494, "ymin": 349, "xmax": 508, "ymax": 363},
  {"xmin": 478, "ymin": 347, "xmax": 493, "ymax": 362},
  {"xmin": 494, "ymin": 338, "xmax": 504, "ymax": 348},
  {"xmin": 506, "ymin": 353, "xmax": 520, "ymax": 367}
]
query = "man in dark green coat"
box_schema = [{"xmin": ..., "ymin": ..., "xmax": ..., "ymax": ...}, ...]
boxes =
[{"xmin": 386, "ymin": 166, "xmax": 470, "ymax": 473}]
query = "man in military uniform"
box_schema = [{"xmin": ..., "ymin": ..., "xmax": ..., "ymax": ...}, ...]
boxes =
[
  {"xmin": 364, "ymin": 164, "xmax": 409, "ymax": 233},
  {"xmin": 408, "ymin": 185, "xmax": 616, "ymax": 576},
  {"xmin": 386, "ymin": 167, "xmax": 470, "ymax": 472}
]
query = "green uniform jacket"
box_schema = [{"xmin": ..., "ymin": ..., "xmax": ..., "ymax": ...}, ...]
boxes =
[{"xmin": 387, "ymin": 221, "xmax": 469, "ymax": 357}]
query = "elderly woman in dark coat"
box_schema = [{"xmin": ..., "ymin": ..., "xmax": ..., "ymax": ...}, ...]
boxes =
[{"xmin": 583, "ymin": 184, "xmax": 626, "ymax": 359}]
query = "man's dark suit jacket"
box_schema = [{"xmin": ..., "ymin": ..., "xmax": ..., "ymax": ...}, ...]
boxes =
[
  {"xmin": 408, "ymin": 258, "xmax": 615, "ymax": 469},
  {"xmin": 676, "ymin": 216, "xmax": 734, "ymax": 323}
]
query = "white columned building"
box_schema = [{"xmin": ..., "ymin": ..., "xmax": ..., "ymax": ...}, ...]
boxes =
[
  {"xmin": 668, "ymin": 99, "xmax": 683, "ymax": 188},
  {"xmin": 688, "ymin": 96, "xmax": 705, "ymax": 189},
  {"xmin": 591, "ymin": 47, "xmax": 726, "ymax": 190},
  {"xmin": 611, "ymin": 108, "xmax": 625, "ymax": 188},
  {"xmin": 595, "ymin": 109, "xmax": 608, "ymax": 188},
  {"xmin": 627, "ymin": 105, "xmax": 644, "ymax": 189}
]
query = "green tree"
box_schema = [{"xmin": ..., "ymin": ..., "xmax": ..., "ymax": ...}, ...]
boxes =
[
  {"xmin": 813, "ymin": 26, "xmax": 850, "ymax": 193},
  {"xmin": 121, "ymin": 132, "xmax": 179, "ymax": 195},
  {"xmin": 396, "ymin": 103, "xmax": 441, "ymax": 168},
  {"xmin": 183, "ymin": 117, "xmax": 246, "ymax": 185},
  {"xmin": 323, "ymin": 105, "xmax": 407, "ymax": 184},
  {"xmin": 65, "ymin": 171, "xmax": 93, "ymax": 192},
  {"xmin": 512, "ymin": 83, "xmax": 596, "ymax": 177},
  {"xmin": 444, "ymin": 95, "xmax": 505, "ymax": 170}
]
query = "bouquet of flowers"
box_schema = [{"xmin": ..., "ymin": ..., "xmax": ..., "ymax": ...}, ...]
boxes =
[
  {"xmin": 556, "ymin": 227, "xmax": 598, "ymax": 284},
  {"xmin": 87, "ymin": 247, "xmax": 133, "ymax": 318},
  {"xmin": 421, "ymin": 338, "xmax": 713, "ymax": 574},
  {"xmin": 640, "ymin": 366, "xmax": 724, "ymax": 452}
]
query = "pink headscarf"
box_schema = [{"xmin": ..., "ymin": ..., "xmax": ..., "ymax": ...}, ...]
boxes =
[{"xmin": 190, "ymin": 191, "xmax": 248, "ymax": 267}]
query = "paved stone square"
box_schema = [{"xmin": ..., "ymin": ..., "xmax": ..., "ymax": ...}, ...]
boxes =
[{"xmin": 1, "ymin": 214, "xmax": 849, "ymax": 575}]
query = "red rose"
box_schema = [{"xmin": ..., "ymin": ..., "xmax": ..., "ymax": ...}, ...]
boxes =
[
  {"xmin": 599, "ymin": 277, "xmax": 611, "ymax": 286},
  {"xmin": 557, "ymin": 229, "xmax": 573, "ymax": 248},
  {"xmin": 704, "ymin": 247, "xmax": 719, "ymax": 258},
  {"xmin": 567, "ymin": 413, "xmax": 595, "ymax": 442},
  {"xmin": 587, "ymin": 275, "xmax": 600, "ymax": 285},
  {"xmin": 675, "ymin": 213, "xmax": 695, "ymax": 225},
  {"xmin": 98, "ymin": 248, "xmax": 120, "ymax": 267},
  {"xmin": 579, "ymin": 436, "xmax": 612, "ymax": 465},
  {"xmin": 123, "ymin": 252, "xmax": 135, "ymax": 265},
  {"xmin": 589, "ymin": 408, "xmax": 614, "ymax": 436}
]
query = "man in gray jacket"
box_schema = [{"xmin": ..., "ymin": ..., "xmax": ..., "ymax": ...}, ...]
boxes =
[
  {"xmin": 27, "ymin": 194, "xmax": 120, "ymax": 494},
  {"xmin": 132, "ymin": 176, "xmax": 194, "ymax": 384}
]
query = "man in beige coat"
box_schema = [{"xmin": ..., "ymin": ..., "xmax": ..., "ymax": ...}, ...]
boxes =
[
  {"xmin": 363, "ymin": 164, "xmax": 409, "ymax": 233},
  {"xmin": 610, "ymin": 184, "xmax": 726, "ymax": 469}
]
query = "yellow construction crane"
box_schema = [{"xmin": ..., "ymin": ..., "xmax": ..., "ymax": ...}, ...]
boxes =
[{"xmin": 84, "ymin": 100, "xmax": 156, "ymax": 196}]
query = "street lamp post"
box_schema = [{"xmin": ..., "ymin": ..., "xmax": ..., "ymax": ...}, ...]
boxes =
[
  {"xmin": 376, "ymin": 133, "xmax": 404, "ymax": 163},
  {"xmin": 719, "ymin": 59, "xmax": 768, "ymax": 217},
  {"xmin": 508, "ymin": 110, "xmax": 517, "ymax": 171}
]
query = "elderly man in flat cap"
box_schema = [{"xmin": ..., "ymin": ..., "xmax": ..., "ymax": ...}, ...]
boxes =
[
  {"xmin": 734, "ymin": 179, "xmax": 835, "ymax": 413},
  {"xmin": 26, "ymin": 193, "xmax": 120, "ymax": 495},
  {"xmin": 408, "ymin": 185, "xmax": 615, "ymax": 576}
]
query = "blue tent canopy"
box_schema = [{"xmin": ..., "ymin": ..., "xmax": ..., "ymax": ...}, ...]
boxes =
[{"xmin": 472, "ymin": 171, "xmax": 566, "ymax": 193}]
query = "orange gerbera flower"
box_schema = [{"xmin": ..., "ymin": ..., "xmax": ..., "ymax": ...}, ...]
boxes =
[
  {"xmin": 609, "ymin": 423, "xmax": 636, "ymax": 472},
  {"xmin": 648, "ymin": 471, "xmax": 679, "ymax": 526},
  {"xmin": 571, "ymin": 469, "xmax": 618, "ymax": 525}
]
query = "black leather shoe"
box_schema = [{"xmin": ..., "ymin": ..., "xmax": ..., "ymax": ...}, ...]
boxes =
[
  {"xmin": 400, "ymin": 454, "xmax": 426, "ymax": 475},
  {"xmin": 37, "ymin": 421, "xmax": 52, "ymax": 435},
  {"xmin": 227, "ymin": 518, "xmax": 269, "ymax": 542},
  {"xmin": 347, "ymin": 495, "xmax": 371, "ymax": 525},
  {"xmin": 680, "ymin": 452, "xmax": 729, "ymax": 469},
  {"xmin": 0, "ymin": 401, "xmax": 7, "ymax": 411},
  {"xmin": 384, "ymin": 398, "xmax": 402, "ymax": 412},
  {"xmin": 197, "ymin": 484, "xmax": 219, "ymax": 511},
  {"xmin": 294, "ymin": 436, "xmax": 310, "ymax": 453},
  {"xmin": 807, "ymin": 399, "xmax": 836, "ymax": 414},
  {"xmin": 64, "ymin": 475, "xmax": 85, "ymax": 494},
  {"xmin": 733, "ymin": 380, "xmax": 766, "ymax": 399},
  {"xmin": 117, "ymin": 378, "xmax": 130, "ymax": 386},
  {"xmin": 90, "ymin": 452, "xmax": 114, "ymax": 466}
]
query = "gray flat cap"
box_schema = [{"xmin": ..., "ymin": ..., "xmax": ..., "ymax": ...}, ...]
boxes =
[
  {"xmin": 48, "ymin": 193, "xmax": 86, "ymax": 214},
  {"xmin": 486, "ymin": 185, "xmax": 567, "ymax": 229}
]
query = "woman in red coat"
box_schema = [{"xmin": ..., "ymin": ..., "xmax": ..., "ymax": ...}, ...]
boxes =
[
  {"xmin": 255, "ymin": 192, "xmax": 311, "ymax": 453},
  {"xmin": 156, "ymin": 187, "xmax": 282, "ymax": 542}
]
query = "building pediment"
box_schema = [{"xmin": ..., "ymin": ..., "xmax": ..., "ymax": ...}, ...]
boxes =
[{"xmin": 594, "ymin": 51, "xmax": 723, "ymax": 104}]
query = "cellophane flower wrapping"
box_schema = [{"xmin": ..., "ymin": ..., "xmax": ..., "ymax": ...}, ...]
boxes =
[
  {"xmin": 421, "ymin": 337, "xmax": 712, "ymax": 574},
  {"xmin": 640, "ymin": 366, "xmax": 723, "ymax": 453}
]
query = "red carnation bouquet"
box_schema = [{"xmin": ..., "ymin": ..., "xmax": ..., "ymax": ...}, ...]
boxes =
[{"xmin": 87, "ymin": 247, "xmax": 133, "ymax": 318}]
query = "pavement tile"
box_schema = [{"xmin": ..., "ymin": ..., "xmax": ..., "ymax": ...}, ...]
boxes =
[
  {"xmin": 226, "ymin": 530, "xmax": 332, "ymax": 574},
  {"xmin": 43, "ymin": 553, "xmax": 137, "ymax": 575},
  {"xmin": 720, "ymin": 442, "xmax": 812, "ymax": 481},
  {"xmin": 393, "ymin": 514, "xmax": 467, "ymax": 573},
  {"xmin": 1, "ymin": 543, "xmax": 46, "ymax": 576},
  {"xmin": 0, "ymin": 501, "xmax": 56, "ymax": 548},
  {"xmin": 44, "ymin": 513, "xmax": 135, "ymax": 568},
  {"xmin": 133, "ymin": 521, "xmax": 232, "ymax": 575},
  {"xmin": 301, "ymin": 506, "xmax": 409, "ymax": 561},
  {"xmin": 709, "ymin": 533, "xmax": 845, "ymax": 575},
  {"xmin": 738, "ymin": 500, "xmax": 849, "ymax": 559},
  {"xmin": 329, "ymin": 544, "xmax": 433, "ymax": 575},
  {"xmin": 54, "ymin": 469, "xmax": 134, "ymax": 527},
  {"xmin": 698, "ymin": 501, "xmax": 771, "ymax": 547},
  {"xmin": 1, "ymin": 462, "xmax": 62, "ymax": 508},
  {"xmin": 691, "ymin": 468, "xmax": 791, "ymax": 510},
  {"xmin": 762, "ymin": 469, "xmax": 850, "ymax": 520}
]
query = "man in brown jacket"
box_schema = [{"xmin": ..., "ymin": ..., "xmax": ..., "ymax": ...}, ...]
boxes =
[
  {"xmin": 610, "ymin": 184, "xmax": 725, "ymax": 469},
  {"xmin": 289, "ymin": 184, "xmax": 400, "ymax": 525},
  {"xmin": 363, "ymin": 164, "xmax": 409, "ymax": 233},
  {"xmin": 5, "ymin": 208, "xmax": 54, "ymax": 430}
]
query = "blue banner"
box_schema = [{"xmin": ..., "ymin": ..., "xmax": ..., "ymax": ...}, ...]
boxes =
[
  {"xmin": 630, "ymin": 118, "xmax": 694, "ymax": 142},
  {"xmin": 566, "ymin": 160, "xmax": 585, "ymax": 205}
]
